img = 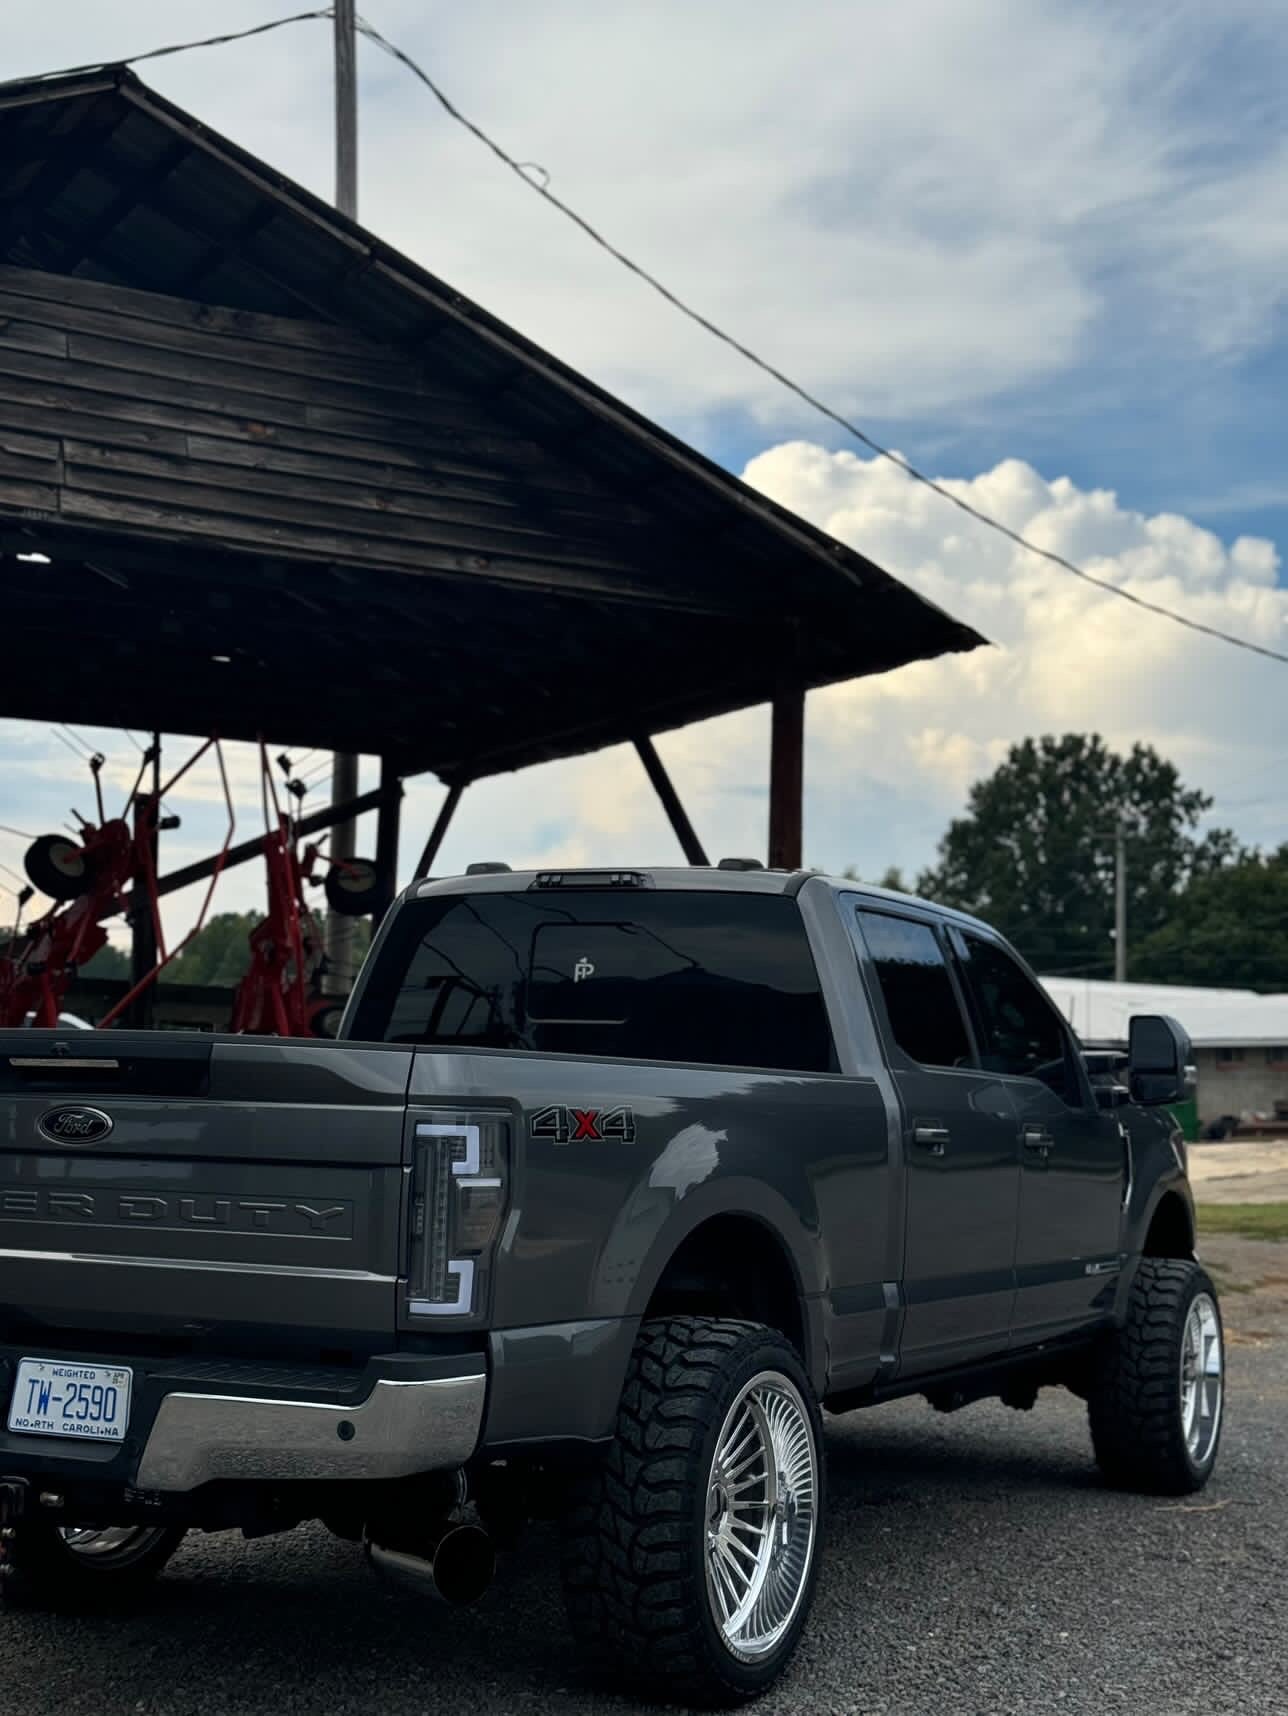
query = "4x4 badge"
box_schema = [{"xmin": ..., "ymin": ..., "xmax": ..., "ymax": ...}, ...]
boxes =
[
  {"xmin": 530, "ymin": 1104, "xmax": 636, "ymax": 1144},
  {"xmin": 38, "ymin": 1106, "xmax": 114, "ymax": 1146}
]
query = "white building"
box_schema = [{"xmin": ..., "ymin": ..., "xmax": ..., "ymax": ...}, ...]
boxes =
[{"xmin": 1040, "ymin": 976, "xmax": 1288, "ymax": 1127}]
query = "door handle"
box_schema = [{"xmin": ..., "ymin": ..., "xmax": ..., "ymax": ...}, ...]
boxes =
[
  {"xmin": 913, "ymin": 1124, "xmax": 950, "ymax": 1155},
  {"xmin": 1022, "ymin": 1126, "xmax": 1054, "ymax": 1154}
]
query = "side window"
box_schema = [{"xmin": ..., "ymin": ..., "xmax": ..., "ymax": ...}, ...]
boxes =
[
  {"xmin": 857, "ymin": 910, "xmax": 973, "ymax": 1070},
  {"xmin": 956, "ymin": 935, "xmax": 1081, "ymax": 1106}
]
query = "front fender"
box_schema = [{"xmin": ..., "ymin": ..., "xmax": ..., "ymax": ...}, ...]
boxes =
[{"xmin": 1112, "ymin": 1103, "xmax": 1196, "ymax": 1321}]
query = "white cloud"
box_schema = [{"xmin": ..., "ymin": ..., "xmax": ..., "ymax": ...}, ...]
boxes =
[{"xmin": 742, "ymin": 443, "xmax": 1288, "ymax": 867}]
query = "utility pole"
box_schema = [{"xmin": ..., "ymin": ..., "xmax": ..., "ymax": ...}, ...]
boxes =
[
  {"xmin": 1114, "ymin": 825, "xmax": 1127, "ymax": 984},
  {"xmin": 326, "ymin": 0, "xmax": 360, "ymax": 993}
]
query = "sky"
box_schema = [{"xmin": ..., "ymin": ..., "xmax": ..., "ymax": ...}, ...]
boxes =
[{"xmin": 2, "ymin": 0, "xmax": 1287, "ymax": 949}]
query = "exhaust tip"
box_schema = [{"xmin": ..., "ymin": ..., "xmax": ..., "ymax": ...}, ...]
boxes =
[
  {"xmin": 368, "ymin": 1522, "xmax": 495, "ymax": 1605},
  {"xmin": 434, "ymin": 1523, "xmax": 495, "ymax": 1605}
]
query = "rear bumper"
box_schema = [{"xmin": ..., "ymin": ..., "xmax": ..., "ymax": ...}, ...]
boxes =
[{"xmin": 0, "ymin": 1349, "xmax": 485, "ymax": 1493}]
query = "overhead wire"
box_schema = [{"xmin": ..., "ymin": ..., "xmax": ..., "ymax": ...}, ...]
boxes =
[
  {"xmin": 47, "ymin": 9, "xmax": 331, "ymax": 81},
  {"xmin": 50, "ymin": 728, "xmax": 90, "ymax": 765},
  {"xmin": 351, "ymin": 13, "xmax": 1288, "ymax": 669},
  {"xmin": 57, "ymin": 723, "xmax": 101, "ymax": 759}
]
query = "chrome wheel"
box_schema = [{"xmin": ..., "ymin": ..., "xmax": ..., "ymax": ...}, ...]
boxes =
[
  {"xmin": 1180, "ymin": 1292, "xmax": 1223, "ymax": 1466},
  {"xmin": 58, "ymin": 1526, "xmax": 171, "ymax": 1566},
  {"xmin": 704, "ymin": 1370, "xmax": 818, "ymax": 1663}
]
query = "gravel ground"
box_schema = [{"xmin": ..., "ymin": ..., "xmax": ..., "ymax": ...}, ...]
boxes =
[{"xmin": 3, "ymin": 1236, "xmax": 1284, "ymax": 1716}]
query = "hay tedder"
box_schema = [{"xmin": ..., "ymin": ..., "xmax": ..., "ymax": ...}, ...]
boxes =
[
  {"xmin": 229, "ymin": 745, "xmax": 379, "ymax": 1039},
  {"xmin": 0, "ymin": 738, "xmax": 234, "ymax": 1029}
]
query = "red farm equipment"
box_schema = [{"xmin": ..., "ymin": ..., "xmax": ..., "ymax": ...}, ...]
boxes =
[
  {"xmin": 0, "ymin": 738, "xmax": 234, "ymax": 1029},
  {"xmin": 230, "ymin": 746, "xmax": 378, "ymax": 1039}
]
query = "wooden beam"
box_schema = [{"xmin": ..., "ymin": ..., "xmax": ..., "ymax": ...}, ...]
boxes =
[
  {"xmin": 768, "ymin": 688, "xmax": 805, "ymax": 870},
  {"xmin": 167, "ymin": 202, "xmax": 280, "ymax": 299},
  {"xmin": 414, "ymin": 783, "xmax": 464, "ymax": 878},
  {"xmin": 43, "ymin": 139, "xmax": 190, "ymax": 274},
  {"xmin": 154, "ymin": 784, "xmax": 388, "ymax": 899},
  {"xmin": 634, "ymin": 736, "xmax": 709, "ymax": 866},
  {"xmin": 0, "ymin": 94, "xmax": 125, "ymax": 256}
]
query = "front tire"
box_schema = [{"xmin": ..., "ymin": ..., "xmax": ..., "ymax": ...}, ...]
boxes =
[
  {"xmin": 0, "ymin": 1522, "xmax": 185, "ymax": 1611},
  {"xmin": 1087, "ymin": 1257, "xmax": 1224, "ymax": 1495},
  {"xmin": 561, "ymin": 1316, "xmax": 824, "ymax": 1706}
]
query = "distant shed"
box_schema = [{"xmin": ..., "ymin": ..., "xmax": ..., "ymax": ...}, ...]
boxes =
[{"xmin": 1042, "ymin": 975, "xmax": 1288, "ymax": 1126}]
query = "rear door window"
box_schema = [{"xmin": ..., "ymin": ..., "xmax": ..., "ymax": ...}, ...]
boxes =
[
  {"xmin": 350, "ymin": 890, "xmax": 836, "ymax": 1073},
  {"xmin": 857, "ymin": 910, "xmax": 973, "ymax": 1070}
]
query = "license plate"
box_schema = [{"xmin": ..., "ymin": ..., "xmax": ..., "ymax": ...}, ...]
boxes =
[{"xmin": 7, "ymin": 1358, "xmax": 132, "ymax": 1443}]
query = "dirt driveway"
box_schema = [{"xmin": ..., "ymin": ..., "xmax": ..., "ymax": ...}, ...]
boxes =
[{"xmin": 1189, "ymin": 1138, "xmax": 1288, "ymax": 1203}]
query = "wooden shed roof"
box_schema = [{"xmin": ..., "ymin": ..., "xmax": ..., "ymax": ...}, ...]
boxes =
[{"xmin": 0, "ymin": 66, "xmax": 984, "ymax": 779}]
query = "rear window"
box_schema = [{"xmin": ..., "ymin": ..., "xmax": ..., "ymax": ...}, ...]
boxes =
[{"xmin": 349, "ymin": 890, "xmax": 835, "ymax": 1073}]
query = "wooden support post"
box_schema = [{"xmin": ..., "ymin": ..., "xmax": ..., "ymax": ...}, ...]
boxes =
[
  {"xmin": 634, "ymin": 736, "xmax": 709, "ymax": 866},
  {"xmin": 414, "ymin": 783, "xmax": 465, "ymax": 879},
  {"xmin": 127, "ymin": 792, "xmax": 158, "ymax": 1030},
  {"xmin": 372, "ymin": 758, "xmax": 403, "ymax": 922},
  {"xmin": 127, "ymin": 735, "xmax": 161, "ymax": 1029},
  {"xmin": 768, "ymin": 688, "xmax": 805, "ymax": 870},
  {"xmin": 326, "ymin": 0, "xmax": 360, "ymax": 991}
]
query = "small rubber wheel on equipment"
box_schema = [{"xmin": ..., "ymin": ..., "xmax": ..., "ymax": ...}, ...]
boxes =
[
  {"xmin": 24, "ymin": 833, "xmax": 91, "ymax": 901},
  {"xmin": 307, "ymin": 997, "xmax": 345, "ymax": 1039},
  {"xmin": 324, "ymin": 858, "xmax": 380, "ymax": 918},
  {"xmin": 1087, "ymin": 1257, "xmax": 1224, "ymax": 1495},
  {"xmin": 1, "ymin": 1522, "xmax": 185, "ymax": 1611},
  {"xmin": 561, "ymin": 1316, "xmax": 824, "ymax": 1707}
]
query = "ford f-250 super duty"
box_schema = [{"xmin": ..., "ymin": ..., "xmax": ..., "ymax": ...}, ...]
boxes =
[{"xmin": 0, "ymin": 866, "xmax": 1222, "ymax": 1705}]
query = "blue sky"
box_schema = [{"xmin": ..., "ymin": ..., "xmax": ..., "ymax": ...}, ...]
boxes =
[{"xmin": 2, "ymin": 1, "xmax": 1286, "ymax": 943}]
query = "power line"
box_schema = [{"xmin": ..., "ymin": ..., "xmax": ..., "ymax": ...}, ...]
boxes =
[
  {"xmin": 355, "ymin": 14, "xmax": 1288, "ymax": 670},
  {"xmin": 57, "ymin": 723, "xmax": 99, "ymax": 758},
  {"xmin": 50, "ymin": 728, "xmax": 89, "ymax": 765},
  {"xmin": 49, "ymin": 9, "xmax": 331, "ymax": 81}
]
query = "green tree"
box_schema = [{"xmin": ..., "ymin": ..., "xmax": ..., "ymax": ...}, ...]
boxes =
[
  {"xmin": 841, "ymin": 864, "xmax": 909, "ymax": 892},
  {"xmin": 81, "ymin": 942, "xmax": 130, "ymax": 980},
  {"xmin": 916, "ymin": 734, "xmax": 1240, "ymax": 977},
  {"xmin": 162, "ymin": 912, "xmax": 261, "ymax": 987},
  {"xmin": 160, "ymin": 910, "xmax": 374, "ymax": 989},
  {"xmin": 1133, "ymin": 845, "xmax": 1288, "ymax": 992}
]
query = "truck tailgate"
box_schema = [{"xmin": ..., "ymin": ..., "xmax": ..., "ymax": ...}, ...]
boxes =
[{"xmin": 0, "ymin": 1033, "xmax": 412, "ymax": 1352}]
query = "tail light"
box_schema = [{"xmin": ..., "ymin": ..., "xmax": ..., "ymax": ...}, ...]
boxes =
[{"xmin": 406, "ymin": 1113, "xmax": 508, "ymax": 1319}]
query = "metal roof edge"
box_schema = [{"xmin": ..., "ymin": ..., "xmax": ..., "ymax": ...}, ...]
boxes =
[{"xmin": 0, "ymin": 64, "xmax": 126, "ymax": 110}]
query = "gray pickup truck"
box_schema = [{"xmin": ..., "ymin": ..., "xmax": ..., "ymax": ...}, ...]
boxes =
[{"xmin": 0, "ymin": 867, "xmax": 1222, "ymax": 1704}]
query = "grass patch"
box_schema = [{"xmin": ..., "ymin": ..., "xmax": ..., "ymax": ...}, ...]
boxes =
[{"xmin": 1198, "ymin": 1203, "xmax": 1288, "ymax": 1242}]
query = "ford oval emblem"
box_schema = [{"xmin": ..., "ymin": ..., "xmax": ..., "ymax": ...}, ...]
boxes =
[{"xmin": 38, "ymin": 1106, "xmax": 114, "ymax": 1146}]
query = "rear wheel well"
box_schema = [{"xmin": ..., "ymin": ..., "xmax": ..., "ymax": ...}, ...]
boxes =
[
  {"xmin": 1143, "ymin": 1192, "xmax": 1195, "ymax": 1258},
  {"xmin": 643, "ymin": 1216, "xmax": 806, "ymax": 1362}
]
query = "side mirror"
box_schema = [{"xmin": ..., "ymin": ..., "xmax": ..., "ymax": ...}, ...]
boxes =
[{"xmin": 1128, "ymin": 1014, "xmax": 1192, "ymax": 1107}]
